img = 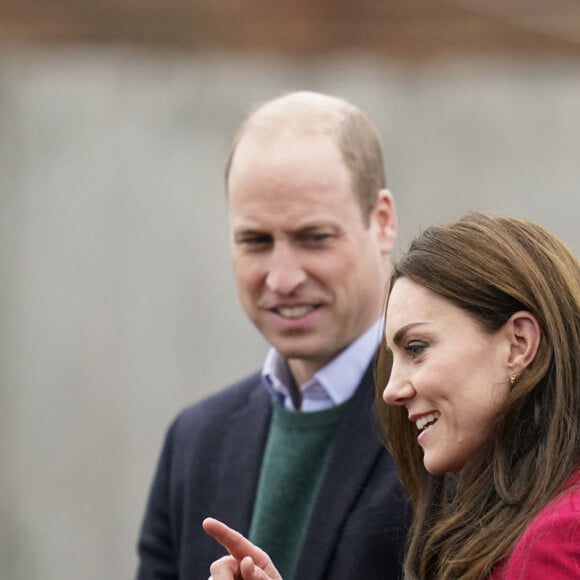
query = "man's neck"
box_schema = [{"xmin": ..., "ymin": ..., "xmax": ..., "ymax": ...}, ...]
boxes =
[{"xmin": 287, "ymin": 357, "xmax": 327, "ymax": 390}]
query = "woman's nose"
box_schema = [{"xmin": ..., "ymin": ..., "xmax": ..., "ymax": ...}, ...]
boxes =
[{"xmin": 383, "ymin": 364, "xmax": 416, "ymax": 406}]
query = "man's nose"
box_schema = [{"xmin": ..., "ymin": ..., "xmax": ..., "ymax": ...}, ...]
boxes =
[
  {"xmin": 265, "ymin": 245, "xmax": 307, "ymax": 295},
  {"xmin": 383, "ymin": 363, "xmax": 416, "ymax": 406}
]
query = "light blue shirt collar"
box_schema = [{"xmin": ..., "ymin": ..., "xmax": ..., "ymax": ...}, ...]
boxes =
[{"xmin": 262, "ymin": 319, "xmax": 383, "ymax": 412}]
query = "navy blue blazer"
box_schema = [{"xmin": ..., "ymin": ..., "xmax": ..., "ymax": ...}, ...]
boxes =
[{"xmin": 136, "ymin": 364, "xmax": 411, "ymax": 579}]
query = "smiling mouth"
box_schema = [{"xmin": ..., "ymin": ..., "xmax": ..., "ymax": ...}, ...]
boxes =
[
  {"xmin": 415, "ymin": 411, "xmax": 441, "ymax": 431},
  {"xmin": 275, "ymin": 305, "xmax": 318, "ymax": 319}
]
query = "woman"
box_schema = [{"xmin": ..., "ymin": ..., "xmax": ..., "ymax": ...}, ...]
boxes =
[{"xmin": 204, "ymin": 212, "xmax": 580, "ymax": 579}]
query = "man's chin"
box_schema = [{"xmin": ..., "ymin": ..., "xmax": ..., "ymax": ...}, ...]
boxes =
[{"xmin": 272, "ymin": 341, "xmax": 333, "ymax": 364}]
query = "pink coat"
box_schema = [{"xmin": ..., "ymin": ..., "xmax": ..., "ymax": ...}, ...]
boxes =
[{"xmin": 490, "ymin": 468, "xmax": 580, "ymax": 579}]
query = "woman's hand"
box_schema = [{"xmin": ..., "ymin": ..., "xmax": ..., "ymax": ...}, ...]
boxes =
[{"xmin": 203, "ymin": 517, "xmax": 283, "ymax": 580}]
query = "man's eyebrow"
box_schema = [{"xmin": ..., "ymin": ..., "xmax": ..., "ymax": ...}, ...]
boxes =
[
  {"xmin": 233, "ymin": 228, "xmax": 268, "ymax": 238},
  {"xmin": 294, "ymin": 223, "xmax": 340, "ymax": 233}
]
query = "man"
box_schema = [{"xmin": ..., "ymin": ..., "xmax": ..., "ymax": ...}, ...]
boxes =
[{"xmin": 136, "ymin": 91, "xmax": 411, "ymax": 580}]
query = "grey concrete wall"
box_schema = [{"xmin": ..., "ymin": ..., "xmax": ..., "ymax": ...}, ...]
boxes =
[{"xmin": 1, "ymin": 47, "xmax": 579, "ymax": 580}]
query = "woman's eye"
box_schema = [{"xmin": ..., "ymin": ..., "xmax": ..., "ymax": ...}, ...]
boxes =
[{"xmin": 405, "ymin": 341, "xmax": 427, "ymax": 359}]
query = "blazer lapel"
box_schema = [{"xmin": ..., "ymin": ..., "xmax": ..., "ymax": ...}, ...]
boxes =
[
  {"xmin": 211, "ymin": 377, "xmax": 273, "ymax": 536},
  {"xmin": 293, "ymin": 365, "xmax": 383, "ymax": 579}
]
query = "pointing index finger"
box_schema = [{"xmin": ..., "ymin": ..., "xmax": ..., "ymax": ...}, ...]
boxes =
[{"xmin": 202, "ymin": 517, "xmax": 281, "ymax": 577}]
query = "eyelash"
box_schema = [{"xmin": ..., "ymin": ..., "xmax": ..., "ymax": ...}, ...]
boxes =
[
  {"xmin": 405, "ymin": 341, "xmax": 427, "ymax": 359},
  {"xmin": 309, "ymin": 233, "xmax": 331, "ymax": 242},
  {"xmin": 296, "ymin": 233, "xmax": 333, "ymax": 246},
  {"xmin": 238, "ymin": 237, "xmax": 271, "ymax": 250},
  {"xmin": 239, "ymin": 233, "xmax": 332, "ymax": 249}
]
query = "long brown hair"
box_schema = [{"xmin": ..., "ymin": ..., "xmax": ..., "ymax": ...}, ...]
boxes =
[{"xmin": 375, "ymin": 212, "xmax": 580, "ymax": 579}]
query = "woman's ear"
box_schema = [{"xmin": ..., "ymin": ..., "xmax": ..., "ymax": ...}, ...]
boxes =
[{"xmin": 506, "ymin": 311, "xmax": 541, "ymax": 373}]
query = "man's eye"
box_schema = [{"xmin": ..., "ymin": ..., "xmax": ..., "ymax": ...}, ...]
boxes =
[
  {"xmin": 405, "ymin": 341, "xmax": 427, "ymax": 359},
  {"xmin": 302, "ymin": 232, "xmax": 332, "ymax": 244},
  {"xmin": 240, "ymin": 236, "xmax": 270, "ymax": 248}
]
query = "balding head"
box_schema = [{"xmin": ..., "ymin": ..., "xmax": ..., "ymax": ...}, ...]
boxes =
[{"xmin": 225, "ymin": 91, "xmax": 387, "ymax": 222}]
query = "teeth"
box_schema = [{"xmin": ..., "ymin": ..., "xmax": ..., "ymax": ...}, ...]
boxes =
[
  {"xmin": 415, "ymin": 411, "xmax": 441, "ymax": 431},
  {"xmin": 277, "ymin": 306, "xmax": 315, "ymax": 318}
]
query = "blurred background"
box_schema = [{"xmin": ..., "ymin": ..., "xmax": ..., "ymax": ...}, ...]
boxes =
[{"xmin": 1, "ymin": 2, "xmax": 580, "ymax": 578}]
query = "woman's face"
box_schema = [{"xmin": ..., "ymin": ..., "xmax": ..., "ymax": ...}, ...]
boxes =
[{"xmin": 383, "ymin": 277, "xmax": 512, "ymax": 474}]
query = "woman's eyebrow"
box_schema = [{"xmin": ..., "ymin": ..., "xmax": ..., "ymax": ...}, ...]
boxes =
[{"xmin": 391, "ymin": 322, "xmax": 428, "ymax": 348}]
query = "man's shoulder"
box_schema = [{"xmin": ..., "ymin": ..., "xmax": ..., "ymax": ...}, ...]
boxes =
[{"xmin": 171, "ymin": 371, "xmax": 268, "ymax": 429}]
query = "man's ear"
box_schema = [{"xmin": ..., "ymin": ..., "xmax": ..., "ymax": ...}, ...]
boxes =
[
  {"xmin": 371, "ymin": 189, "xmax": 398, "ymax": 254},
  {"xmin": 506, "ymin": 311, "xmax": 541, "ymax": 373}
]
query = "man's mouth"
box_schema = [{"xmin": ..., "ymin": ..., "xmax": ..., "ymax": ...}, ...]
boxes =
[
  {"xmin": 415, "ymin": 411, "xmax": 441, "ymax": 431},
  {"xmin": 275, "ymin": 305, "xmax": 317, "ymax": 319}
]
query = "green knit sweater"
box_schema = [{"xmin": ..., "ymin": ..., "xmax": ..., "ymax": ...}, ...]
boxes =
[{"xmin": 248, "ymin": 400, "xmax": 349, "ymax": 579}]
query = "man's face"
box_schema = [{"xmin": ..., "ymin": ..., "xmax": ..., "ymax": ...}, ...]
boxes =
[{"xmin": 227, "ymin": 132, "xmax": 396, "ymax": 384}]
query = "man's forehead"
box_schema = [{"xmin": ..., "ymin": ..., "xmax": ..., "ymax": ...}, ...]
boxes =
[{"xmin": 228, "ymin": 133, "xmax": 348, "ymax": 194}]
